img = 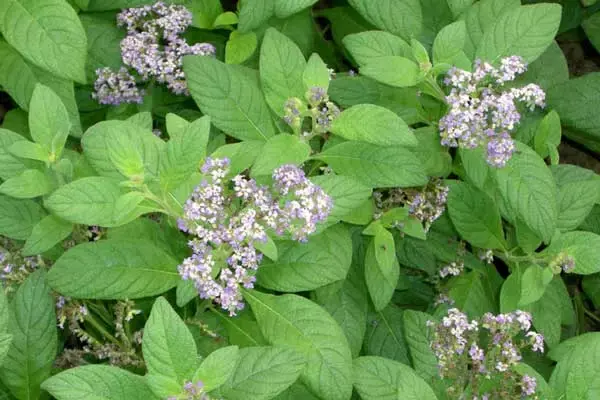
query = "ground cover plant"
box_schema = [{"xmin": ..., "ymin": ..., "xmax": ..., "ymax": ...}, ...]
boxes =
[{"xmin": 1, "ymin": 0, "xmax": 600, "ymax": 399}]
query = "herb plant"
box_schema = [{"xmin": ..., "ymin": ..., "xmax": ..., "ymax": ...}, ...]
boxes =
[{"xmin": 1, "ymin": 0, "xmax": 600, "ymax": 400}]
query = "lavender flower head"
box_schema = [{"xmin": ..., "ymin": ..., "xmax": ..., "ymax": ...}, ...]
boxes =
[
  {"xmin": 429, "ymin": 308, "xmax": 544, "ymax": 398},
  {"xmin": 92, "ymin": 67, "xmax": 144, "ymax": 105},
  {"xmin": 93, "ymin": 1, "xmax": 215, "ymax": 104},
  {"xmin": 439, "ymin": 56, "xmax": 546, "ymax": 168},
  {"xmin": 177, "ymin": 159, "xmax": 332, "ymax": 315}
]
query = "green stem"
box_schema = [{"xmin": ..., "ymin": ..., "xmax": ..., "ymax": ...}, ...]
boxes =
[
  {"xmin": 585, "ymin": 308, "xmax": 600, "ymax": 325},
  {"xmin": 84, "ymin": 313, "xmax": 120, "ymax": 346}
]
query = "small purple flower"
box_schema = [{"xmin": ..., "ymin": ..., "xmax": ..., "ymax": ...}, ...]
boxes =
[
  {"xmin": 439, "ymin": 56, "xmax": 545, "ymax": 168},
  {"xmin": 177, "ymin": 159, "xmax": 332, "ymax": 315},
  {"xmin": 92, "ymin": 67, "xmax": 144, "ymax": 105},
  {"xmin": 521, "ymin": 375, "xmax": 537, "ymax": 396}
]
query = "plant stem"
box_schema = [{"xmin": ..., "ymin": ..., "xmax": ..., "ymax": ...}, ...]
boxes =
[{"xmin": 84, "ymin": 313, "xmax": 120, "ymax": 345}]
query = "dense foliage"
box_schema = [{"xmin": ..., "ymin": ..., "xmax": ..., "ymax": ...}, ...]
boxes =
[{"xmin": 1, "ymin": 0, "xmax": 600, "ymax": 399}]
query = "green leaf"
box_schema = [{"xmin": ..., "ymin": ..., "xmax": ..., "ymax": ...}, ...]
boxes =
[
  {"xmin": 226, "ymin": 31, "xmax": 257, "ymax": 65},
  {"xmin": 447, "ymin": 180, "xmax": 506, "ymax": 250},
  {"xmin": 251, "ymin": 134, "xmax": 311, "ymax": 177},
  {"xmin": 160, "ymin": 116, "xmax": 211, "ymax": 191},
  {"xmin": 432, "ymin": 21, "xmax": 471, "ymax": 70},
  {"xmin": 237, "ymin": 0, "xmax": 273, "ymax": 33},
  {"xmin": 214, "ymin": 11, "xmax": 238, "ymax": 28},
  {"xmin": 303, "ymin": 53, "xmax": 330, "ymax": 92},
  {"xmin": 0, "ymin": 41, "xmax": 80, "ymax": 137},
  {"xmin": 519, "ymin": 264, "xmax": 553, "ymax": 306},
  {"xmin": 47, "ymin": 239, "xmax": 180, "ymax": 299},
  {"xmin": 0, "ymin": 195, "xmax": 44, "ymax": 240},
  {"xmin": 0, "ymin": 0, "xmax": 87, "ymax": 82},
  {"xmin": 218, "ymin": 346, "xmax": 306, "ymax": 400},
  {"xmin": 310, "ymin": 175, "xmax": 372, "ymax": 224},
  {"xmin": 523, "ymin": 277, "xmax": 574, "ymax": 348},
  {"xmin": 549, "ymin": 333, "xmax": 600, "ymax": 399},
  {"xmin": 0, "ymin": 128, "xmax": 36, "ymax": 180},
  {"xmin": 80, "ymin": 14, "xmax": 124, "ymax": 82},
  {"xmin": 552, "ymin": 165, "xmax": 600, "ymax": 232},
  {"xmin": 214, "ymin": 310, "xmax": 267, "ymax": 347},
  {"xmin": 211, "ymin": 141, "xmax": 264, "ymax": 177},
  {"xmin": 0, "ymin": 169, "xmax": 53, "ymax": 199},
  {"xmin": 583, "ymin": 275, "xmax": 600, "ymax": 309},
  {"xmin": 413, "ymin": 126, "xmax": 452, "ymax": 178},
  {"xmin": 544, "ymin": 231, "xmax": 600, "ymax": 275},
  {"xmin": 0, "ymin": 334, "xmax": 11, "ymax": 367},
  {"xmin": 364, "ymin": 305, "xmax": 411, "ymax": 364},
  {"xmin": 105, "ymin": 130, "xmax": 145, "ymax": 179},
  {"xmin": 313, "ymin": 142, "xmax": 427, "ymax": 188},
  {"xmin": 29, "ymin": 84, "xmax": 70, "ymax": 157},
  {"xmin": 273, "ymin": 0, "xmax": 317, "ymax": 18},
  {"xmin": 193, "ymin": 346, "xmax": 239, "ymax": 392},
  {"xmin": 244, "ymin": 291, "xmax": 353, "ymax": 400},
  {"xmin": 353, "ymin": 356, "xmax": 437, "ymax": 400},
  {"xmin": 365, "ymin": 226, "xmax": 399, "ymax": 311},
  {"xmin": 9, "ymin": 141, "xmax": 49, "ymax": 163},
  {"xmin": 0, "ymin": 270, "xmax": 57, "ymax": 400},
  {"xmin": 22, "ymin": 215, "xmax": 73, "ymax": 256},
  {"xmin": 314, "ymin": 264, "xmax": 368, "ymax": 358},
  {"xmin": 347, "ymin": 0, "xmax": 423, "ymax": 41},
  {"xmin": 0, "ymin": 290, "xmax": 7, "ymax": 334},
  {"xmin": 143, "ymin": 297, "xmax": 198, "ymax": 397},
  {"xmin": 190, "ymin": 0, "xmax": 223, "ymax": 28},
  {"xmin": 463, "ymin": 0, "xmax": 520, "ymax": 58},
  {"xmin": 257, "ymin": 225, "xmax": 352, "ymax": 292},
  {"xmin": 259, "ymin": 28, "xmax": 306, "ymax": 116},
  {"xmin": 500, "ymin": 265, "xmax": 522, "ymax": 313},
  {"xmin": 492, "ymin": 142, "xmax": 557, "ymax": 243},
  {"xmin": 83, "ymin": 120, "xmax": 164, "ymax": 180},
  {"xmin": 403, "ymin": 310, "xmax": 438, "ymax": 380},
  {"xmin": 330, "ymin": 104, "xmax": 417, "ymax": 147},
  {"xmin": 343, "ymin": 31, "xmax": 411, "ymax": 66},
  {"xmin": 42, "ymin": 365, "xmax": 158, "ymax": 400},
  {"xmin": 450, "ymin": 271, "xmax": 497, "ymax": 318},
  {"xmin": 329, "ymin": 76, "xmax": 420, "ymax": 125},
  {"xmin": 447, "ymin": 0, "xmax": 474, "ymax": 18},
  {"xmin": 476, "ymin": 4, "xmax": 562, "ymax": 64},
  {"xmin": 45, "ymin": 177, "xmax": 147, "ymax": 227},
  {"xmin": 534, "ymin": 110, "xmax": 561, "ymax": 160},
  {"xmin": 184, "ymin": 56, "xmax": 276, "ymax": 141},
  {"xmin": 359, "ymin": 56, "xmax": 421, "ymax": 88}
]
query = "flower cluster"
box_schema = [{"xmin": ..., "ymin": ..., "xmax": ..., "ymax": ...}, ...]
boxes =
[
  {"xmin": 374, "ymin": 179, "xmax": 449, "ymax": 232},
  {"xmin": 428, "ymin": 308, "xmax": 544, "ymax": 399},
  {"xmin": 0, "ymin": 238, "xmax": 44, "ymax": 294},
  {"xmin": 177, "ymin": 158, "xmax": 332, "ymax": 315},
  {"xmin": 92, "ymin": 67, "xmax": 144, "ymax": 105},
  {"xmin": 93, "ymin": 1, "xmax": 215, "ymax": 104},
  {"xmin": 439, "ymin": 56, "xmax": 546, "ymax": 167},
  {"xmin": 439, "ymin": 260, "xmax": 464, "ymax": 278},
  {"xmin": 167, "ymin": 380, "xmax": 214, "ymax": 400},
  {"xmin": 283, "ymin": 86, "xmax": 341, "ymax": 137},
  {"xmin": 549, "ymin": 252, "xmax": 576, "ymax": 274},
  {"xmin": 54, "ymin": 299, "xmax": 144, "ymax": 369}
]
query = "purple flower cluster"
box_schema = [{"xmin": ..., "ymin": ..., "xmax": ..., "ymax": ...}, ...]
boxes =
[
  {"xmin": 406, "ymin": 178, "xmax": 449, "ymax": 231},
  {"xmin": 550, "ymin": 252, "xmax": 576, "ymax": 274},
  {"xmin": 439, "ymin": 56, "xmax": 546, "ymax": 167},
  {"xmin": 429, "ymin": 308, "xmax": 543, "ymax": 398},
  {"xmin": 92, "ymin": 67, "xmax": 144, "ymax": 105},
  {"xmin": 93, "ymin": 2, "xmax": 215, "ymax": 104},
  {"xmin": 283, "ymin": 86, "xmax": 341, "ymax": 136},
  {"xmin": 167, "ymin": 381, "xmax": 210, "ymax": 400},
  {"xmin": 177, "ymin": 158, "xmax": 332, "ymax": 315},
  {"xmin": 1, "ymin": 242, "xmax": 44, "ymax": 294}
]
